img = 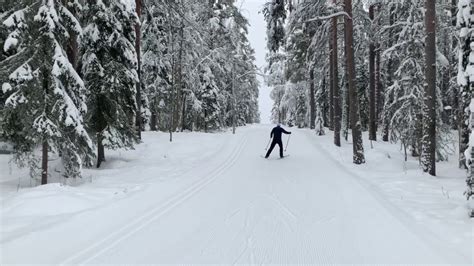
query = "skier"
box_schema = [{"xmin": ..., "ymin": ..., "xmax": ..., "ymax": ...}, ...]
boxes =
[{"xmin": 265, "ymin": 124, "xmax": 292, "ymax": 158}]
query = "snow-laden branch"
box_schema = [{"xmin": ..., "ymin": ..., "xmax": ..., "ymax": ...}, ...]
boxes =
[{"xmin": 305, "ymin": 11, "xmax": 351, "ymax": 23}]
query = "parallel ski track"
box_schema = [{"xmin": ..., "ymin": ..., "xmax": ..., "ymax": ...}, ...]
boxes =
[{"xmin": 61, "ymin": 132, "xmax": 250, "ymax": 265}]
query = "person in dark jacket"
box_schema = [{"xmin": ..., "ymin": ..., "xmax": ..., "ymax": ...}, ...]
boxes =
[{"xmin": 265, "ymin": 124, "xmax": 291, "ymax": 158}]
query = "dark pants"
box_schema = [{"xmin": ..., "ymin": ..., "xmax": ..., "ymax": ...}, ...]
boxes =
[{"xmin": 265, "ymin": 140, "xmax": 283, "ymax": 158}]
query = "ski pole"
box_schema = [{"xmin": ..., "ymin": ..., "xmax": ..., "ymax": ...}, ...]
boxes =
[
  {"xmin": 285, "ymin": 134, "xmax": 291, "ymax": 152},
  {"xmin": 265, "ymin": 138, "xmax": 271, "ymax": 150}
]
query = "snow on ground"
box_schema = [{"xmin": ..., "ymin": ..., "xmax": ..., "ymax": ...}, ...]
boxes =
[
  {"xmin": 0, "ymin": 125, "xmax": 472, "ymax": 264},
  {"xmin": 311, "ymin": 129, "xmax": 473, "ymax": 262}
]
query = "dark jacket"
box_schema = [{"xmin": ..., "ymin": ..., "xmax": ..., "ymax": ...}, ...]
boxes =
[{"xmin": 271, "ymin": 126, "xmax": 291, "ymax": 142}]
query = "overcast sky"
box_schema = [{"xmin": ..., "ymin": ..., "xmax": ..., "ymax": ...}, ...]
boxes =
[{"xmin": 237, "ymin": 0, "xmax": 273, "ymax": 124}]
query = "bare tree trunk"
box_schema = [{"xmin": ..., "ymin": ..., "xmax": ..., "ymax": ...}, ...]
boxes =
[
  {"xmin": 309, "ymin": 68, "xmax": 316, "ymax": 129},
  {"xmin": 174, "ymin": 24, "xmax": 185, "ymax": 132},
  {"xmin": 422, "ymin": 0, "xmax": 436, "ymax": 176},
  {"xmin": 332, "ymin": 4, "xmax": 341, "ymax": 147},
  {"xmin": 344, "ymin": 0, "xmax": 365, "ymax": 164},
  {"xmin": 383, "ymin": 6, "xmax": 395, "ymax": 142},
  {"xmin": 150, "ymin": 110, "xmax": 157, "ymax": 131},
  {"xmin": 135, "ymin": 0, "xmax": 142, "ymax": 140},
  {"xmin": 232, "ymin": 60, "xmax": 236, "ymax": 134},
  {"xmin": 329, "ymin": 36, "xmax": 335, "ymax": 131},
  {"xmin": 41, "ymin": 71, "xmax": 49, "ymax": 184},
  {"xmin": 41, "ymin": 141, "xmax": 48, "ymax": 185},
  {"xmin": 375, "ymin": 40, "xmax": 382, "ymax": 126},
  {"xmin": 97, "ymin": 134, "xmax": 105, "ymax": 168},
  {"xmin": 323, "ymin": 76, "xmax": 330, "ymax": 128},
  {"xmin": 168, "ymin": 14, "xmax": 175, "ymax": 142},
  {"xmin": 181, "ymin": 95, "xmax": 187, "ymax": 131},
  {"xmin": 375, "ymin": 5, "xmax": 382, "ymax": 133},
  {"xmin": 368, "ymin": 5, "xmax": 377, "ymax": 141}
]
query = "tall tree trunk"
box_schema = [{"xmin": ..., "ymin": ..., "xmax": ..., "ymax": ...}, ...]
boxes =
[
  {"xmin": 135, "ymin": 0, "xmax": 142, "ymax": 140},
  {"xmin": 422, "ymin": 0, "xmax": 436, "ymax": 176},
  {"xmin": 97, "ymin": 134, "xmax": 105, "ymax": 168},
  {"xmin": 329, "ymin": 36, "xmax": 335, "ymax": 131},
  {"xmin": 232, "ymin": 60, "xmax": 236, "ymax": 134},
  {"xmin": 456, "ymin": 0, "xmax": 469, "ymax": 168},
  {"xmin": 169, "ymin": 15, "xmax": 175, "ymax": 142},
  {"xmin": 181, "ymin": 95, "xmax": 187, "ymax": 131},
  {"xmin": 332, "ymin": 4, "xmax": 341, "ymax": 147},
  {"xmin": 41, "ymin": 141, "xmax": 48, "ymax": 185},
  {"xmin": 174, "ymin": 24, "xmax": 185, "ymax": 131},
  {"xmin": 41, "ymin": 71, "xmax": 49, "ymax": 185},
  {"xmin": 383, "ymin": 6, "xmax": 395, "ymax": 142},
  {"xmin": 344, "ymin": 0, "xmax": 365, "ymax": 164},
  {"xmin": 309, "ymin": 68, "xmax": 316, "ymax": 129},
  {"xmin": 368, "ymin": 5, "xmax": 377, "ymax": 141},
  {"xmin": 375, "ymin": 41, "xmax": 382, "ymax": 125},
  {"xmin": 150, "ymin": 110, "xmax": 157, "ymax": 131}
]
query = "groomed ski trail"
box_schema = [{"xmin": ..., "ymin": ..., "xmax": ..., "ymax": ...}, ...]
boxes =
[
  {"xmin": 66, "ymin": 126, "xmax": 454, "ymax": 264},
  {"xmin": 1, "ymin": 125, "xmax": 465, "ymax": 264},
  {"xmin": 60, "ymin": 132, "xmax": 250, "ymax": 265}
]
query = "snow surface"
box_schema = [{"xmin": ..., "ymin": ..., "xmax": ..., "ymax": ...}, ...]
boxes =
[
  {"xmin": 3, "ymin": 35, "xmax": 18, "ymax": 52},
  {"xmin": 0, "ymin": 125, "xmax": 472, "ymax": 264}
]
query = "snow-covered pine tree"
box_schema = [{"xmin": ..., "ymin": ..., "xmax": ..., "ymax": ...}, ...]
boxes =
[
  {"xmin": 382, "ymin": 1, "xmax": 426, "ymax": 159},
  {"xmin": 264, "ymin": 0, "xmax": 287, "ymax": 124},
  {"xmin": 228, "ymin": 30, "xmax": 260, "ymax": 127},
  {"xmin": 141, "ymin": 0, "xmax": 258, "ymax": 134},
  {"xmin": 457, "ymin": 0, "xmax": 474, "ymax": 216},
  {"xmin": 380, "ymin": 0, "xmax": 451, "ymax": 164},
  {"xmin": 263, "ymin": 0, "xmax": 286, "ymax": 54},
  {"xmin": 81, "ymin": 0, "xmax": 138, "ymax": 168},
  {"xmin": 1, "ymin": 0, "xmax": 94, "ymax": 183},
  {"xmin": 284, "ymin": 13, "xmax": 309, "ymax": 127},
  {"xmin": 267, "ymin": 54, "xmax": 287, "ymax": 123},
  {"xmin": 141, "ymin": 0, "xmax": 173, "ymax": 132}
]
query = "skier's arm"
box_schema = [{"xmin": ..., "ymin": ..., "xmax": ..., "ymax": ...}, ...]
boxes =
[
  {"xmin": 270, "ymin": 129, "xmax": 274, "ymax": 139},
  {"xmin": 282, "ymin": 128, "xmax": 291, "ymax": 134}
]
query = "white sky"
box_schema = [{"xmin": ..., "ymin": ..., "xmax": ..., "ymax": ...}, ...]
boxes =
[{"xmin": 237, "ymin": 0, "xmax": 273, "ymax": 124}]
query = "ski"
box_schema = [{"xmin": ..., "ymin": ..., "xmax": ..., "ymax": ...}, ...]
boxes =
[{"xmin": 261, "ymin": 155, "xmax": 290, "ymax": 159}]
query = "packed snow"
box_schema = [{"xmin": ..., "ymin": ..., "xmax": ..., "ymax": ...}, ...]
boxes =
[{"xmin": 0, "ymin": 125, "xmax": 471, "ymax": 264}]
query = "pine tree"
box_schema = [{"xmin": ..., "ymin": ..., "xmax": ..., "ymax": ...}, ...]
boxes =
[
  {"xmin": 422, "ymin": 0, "xmax": 437, "ymax": 176},
  {"xmin": 1, "ymin": 0, "xmax": 94, "ymax": 183},
  {"xmin": 344, "ymin": 0, "xmax": 365, "ymax": 164},
  {"xmin": 368, "ymin": 4, "xmax": 377, "ymax": 141},
  {"xmin": 141, "ymin": 0, "xmax": 173, "ymax": 132},
  {"xmin": 81, "ymin": 0, "xmax": 138, "ymax": 168},
  {"xmin": 457, "ymin": 0, "xmax": 474, "ymax": 216}
]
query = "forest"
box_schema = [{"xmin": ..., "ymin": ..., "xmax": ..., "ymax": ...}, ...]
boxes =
[
  {"xmin": 0, "ymin": 0, "xmax": 473, "ymax": 211},
  {"xmin": 0, "ymin": 0, "xmax": 260, "ymax": 182},
  {"xmin": 263, "ymin": 0, "xmax": 473, "ymax": 208}
]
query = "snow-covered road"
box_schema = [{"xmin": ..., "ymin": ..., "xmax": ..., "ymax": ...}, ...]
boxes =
[{"xmin": 1, "ymin": 125, "xmax": 470, "ymax": 264}]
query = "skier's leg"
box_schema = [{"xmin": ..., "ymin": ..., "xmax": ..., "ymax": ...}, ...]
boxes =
[
  {"xmin": 278, "ymin": 140, "xmax": 284, "ymax": 158},
  {"xmin": 265, "ymin": 141, "xmax": 277, "ymax": 158}
]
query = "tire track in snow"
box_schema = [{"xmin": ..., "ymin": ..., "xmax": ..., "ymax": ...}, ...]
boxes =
[{"xmin": 61, "ymin": 132, "xmax": 250, "ymax": 265}]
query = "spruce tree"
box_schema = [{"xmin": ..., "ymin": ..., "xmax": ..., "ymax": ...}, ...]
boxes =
[
  {"xmin": 1, "ymin": 0, "xmax": 94, "ymax": 183},
  {"xmin": 81, "ymin": 0, "xmax": 138, "ymax": 168}
]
